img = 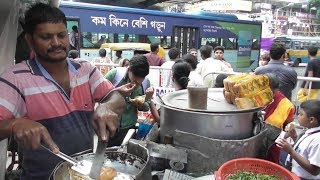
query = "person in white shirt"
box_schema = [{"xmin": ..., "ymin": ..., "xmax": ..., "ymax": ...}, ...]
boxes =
[
  {"xmin": 276, "ymin": 100, "xmax": 320, "ymax": 179},
  {"xmin": 196, "ymin": 45, "xmax": 232, "ymax": 88},
  {"xmin": 182, "ymin": 54, "xmax": 203, "ymax": 87},
  {"xmin": 94, "ymin": 48, "xmax": 112, "ymax": 75},
  {"xmin": 188, "ymin": 48, "xmax": 198, "ymax": 61},
  {"xmin": 161, "ymin": 47, "xmax": 180, "ymax": 87},
  {"xmin": 214, "ymin": 46, "xmax": 233, "ymax": 70}
]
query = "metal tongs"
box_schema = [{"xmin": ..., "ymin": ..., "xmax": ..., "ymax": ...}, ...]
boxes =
[
  {"xmin": 41, "ymin": 145, "xmax": 90, "ymax": 175},
  {"xmin": 42, "ymin": 129, "xmax": 135, "ymax": 178}
]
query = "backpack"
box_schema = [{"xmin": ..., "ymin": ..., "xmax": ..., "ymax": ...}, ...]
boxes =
[{"xmin": 112, "ymin": 67, "xmax": 148, "ymax": 93}]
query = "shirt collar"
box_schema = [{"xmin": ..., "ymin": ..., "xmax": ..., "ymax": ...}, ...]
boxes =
[
  {"xmin": 268, "ymin": 60, "xmax": 284, "ymax": 64},
  {"xmin": 305, "ymin": 126, "xmax": 320, "ymax": 135},
  {"xmin": 27, "ymin": 57, "xmax": 79, "ymax": 76}
]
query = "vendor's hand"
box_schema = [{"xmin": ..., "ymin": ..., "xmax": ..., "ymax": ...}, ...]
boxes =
[
  {"xmin": 12, "ymin": 118, "xmax": 59, "ymax": 153},
  {"xmin": 116, "ymin": 83, "xmax": 136, "ymax": 97},
  {"xmin": 93, "ymin": 103, "xmax": 119, "ymax": 141},
  {"xmin": 276, "ymin": 138, "xmax": 294, "ymax": 154},
  {"xmin": 145, "ymin": 87, "xmax": 154, "ymax": 100}
]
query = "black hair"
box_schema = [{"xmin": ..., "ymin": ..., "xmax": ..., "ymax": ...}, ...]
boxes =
[
  {"xmin": 308, "ymin": 46, "xmax": 318, "ymax": 57},
  {"xmin": 300, "ymin": 100, "xmax": 320, "ymax": 123},
  {"xmin": 99, "ymin": 49, "xmax": 106, "ymax": 57},
  {"xmin": 121, "ymin": 58, "xmax": 130, "ymax": 67},
  {"xmin": 150, "ymin": 43, "xmax": 159, "ymax": 52},
  {"xmin": 188, "ymin": 48, "xmax": 197, "ymax": 53},
  {"xmin": 269, "ymin": 43, "xmax": 286, "ymax": 60},
  {"xmin": 168, "ymin": 47, "xmax": 180, "ymax": 60},
  {"xmin": 72, "ymin": 25, "xmax": 78, "ymax": 32},
  {"xmin": 214, "ymin": 46, "xmax": 225, "ymax": 53},
  {"xmin": 215, "ymin": 74, "xmax": 228, "ymax": 88},
  {"xmin": 265, "ymin": 73, "xmax": 280, "ymax": 90},
  {"xmin": 116, "ymin": 51, "xmax": 122, "ymax": 58},
  {"xmin": 68, "ymin": 50, "xmax": 79, "ymax": 59},
  {"xmin": 129, "ymin": 55, "xmax": 149, "ymax": 78},
  {"xmin": 200, "ymin": 45, "xmax": 213, "ymax": 59},
  {"xmin": 24, "ymin": 3, "xmax": 67, "ymax": 34},
  {"xmin": 172, "ymin": 60, "xmax": 191, "ymax": 90},
  {"xmin": 182, "ymin": 54, "xmax": 198, "ymax": 70}
]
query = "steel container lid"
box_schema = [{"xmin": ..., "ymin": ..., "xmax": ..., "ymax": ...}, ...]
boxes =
[{"xmin": 160, "ymin": 88, "xmax": 264, "ymax": 114}]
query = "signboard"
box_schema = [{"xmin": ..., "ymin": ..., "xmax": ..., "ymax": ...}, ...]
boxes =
[
  {"xmin": 193, "ymin": 0, "xmax": 252, "ymax": 12},
  {"xmin": 61, "ymin": 7, "xmax": 240, "ymax": 38}
]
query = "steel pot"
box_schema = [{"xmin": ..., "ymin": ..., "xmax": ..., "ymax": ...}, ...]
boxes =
[
  {"xmin": 157, "ymin": 88, "xmax": 264, "ymax": 141},
  {"xmin": 50, "ymin": 140, "xmax": 151, "ymax": 180}
]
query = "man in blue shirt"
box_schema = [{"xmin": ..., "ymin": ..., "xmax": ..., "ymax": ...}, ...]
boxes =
[{"xmin": 255, "ymin": 43, "xmax": 297, "ymax": 100}]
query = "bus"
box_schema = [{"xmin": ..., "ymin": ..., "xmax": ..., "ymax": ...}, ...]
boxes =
[
  {"xmin": 60, "ymin": 1, "xmax": 262, "ymax": 72},
  {"xmin": 274, "ymin": 36, "xmax": 320, "ymax": 63}
]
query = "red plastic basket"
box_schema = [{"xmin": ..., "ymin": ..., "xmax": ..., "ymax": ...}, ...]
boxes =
[{"xmin": 215, "ymin": 158, "xmax": 300, "ymax": 180}]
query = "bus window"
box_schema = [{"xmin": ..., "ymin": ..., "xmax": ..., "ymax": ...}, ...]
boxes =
[
  {"xmin": 201, "ymin": 38, "xmax": 219, "ymax": 47},
  {"xmin": 252, "ymin": 39, "xmax": 260, "ymax": 50},
  {"xmin": 222, "ymin": 38, "xmax": 237, "ymax": 50},
  {"xmin": 81, "ymin": 32, "xmax": 114, "ymax": 48},
  {"xmin": 159, "ymin": 36, "xmax": 171, "ymax": 48},
  {"xmin": 293, "ymin": 41, "xmax": 300, "ymax": 50}
]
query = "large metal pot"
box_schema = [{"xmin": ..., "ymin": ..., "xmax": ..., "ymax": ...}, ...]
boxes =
[
  {"xmin": 158, "ymin": 88, "xmax": 264, "ymax": 141},
  {"xmin": 50, "ymin": 140, "xmax": 151, "ymax": 180}
]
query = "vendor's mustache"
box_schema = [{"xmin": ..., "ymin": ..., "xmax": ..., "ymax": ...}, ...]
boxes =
[{"xmin": 48, "ymin": 46, "xmax": 66, "ymax": 52}]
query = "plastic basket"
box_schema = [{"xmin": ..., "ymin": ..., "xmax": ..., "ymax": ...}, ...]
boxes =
[{"xmin": 215, "ymin": 158, "xmax": 300, "ymax": 180}]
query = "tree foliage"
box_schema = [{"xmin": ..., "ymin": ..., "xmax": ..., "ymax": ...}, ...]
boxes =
[{"xmin": 309, "ymin": 0, "xmax": 320, "ymax": 9}]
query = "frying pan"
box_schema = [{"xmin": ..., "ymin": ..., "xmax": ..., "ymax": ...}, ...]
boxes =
[
  {"xmin": 49, "ymin": 130, "xmax": 150, "ymax": 180},
  {"xmin": 50, "ymin": 150, "xmax": 146, "ymax": 180}
]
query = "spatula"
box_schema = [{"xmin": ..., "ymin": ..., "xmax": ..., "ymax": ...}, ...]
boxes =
[{"xmin": 89, "ymin": 139, "xmax": 108, "ymax": 179}]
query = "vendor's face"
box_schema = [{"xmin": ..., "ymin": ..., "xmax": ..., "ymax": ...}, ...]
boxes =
[
  {"xmin": 214, "ymin": 50, "xmax": 224, "ymax": 60},
  {"xmin": 128, "ymin": 68, "xmax": 144, "ymax": 86},
  {"xmin": 26, "ymin": 22, "xmax": 68, "ymax": 63}
]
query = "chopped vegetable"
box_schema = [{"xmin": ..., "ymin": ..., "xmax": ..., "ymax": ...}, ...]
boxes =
[{"xmin": 227, "ymin": 171, "xmax": 279, "ymax": 180}]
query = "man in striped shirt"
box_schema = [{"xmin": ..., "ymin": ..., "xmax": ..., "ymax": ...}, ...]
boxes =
[{"xmin": 0, "ymin": 3, "xmax": 133, "ymax": 179}]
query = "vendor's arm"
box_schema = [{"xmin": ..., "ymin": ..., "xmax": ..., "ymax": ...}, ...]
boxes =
[
  {"xmin": 0, "ymin": 117, "xmax": 59, "ymax": 153},
  {"xmin": 93, "ymin": 90, "xmax": 126, "ymax": 141}
]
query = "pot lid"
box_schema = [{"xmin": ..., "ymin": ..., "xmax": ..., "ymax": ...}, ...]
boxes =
[{"xmin": 160, "ymin": 88, "xmax": 264, "ymax": 113}]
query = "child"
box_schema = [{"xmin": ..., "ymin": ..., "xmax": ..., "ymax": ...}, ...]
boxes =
[{"xmin": 276, "ymin": 100, "xmax": 320, "ymax": 179}]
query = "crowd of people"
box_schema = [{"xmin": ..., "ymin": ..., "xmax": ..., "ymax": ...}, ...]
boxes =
[{"xmin": 2, "ymin": 2, "xmax": 320, "ymax": 180}]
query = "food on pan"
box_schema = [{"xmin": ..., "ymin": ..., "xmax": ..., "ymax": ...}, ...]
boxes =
[
  {"xmin": 98, "ymin": 167, "xmax": 117, "ymax": 180},
  {"xmin": 129, "ymin": 95, "xmax": 145, "ymax": 104},
  {"xmin": 69, "ymin": 166, "xmax": 117, "ymax": 180},
  {"xmin": 227, "ymin": 171, "xmax": 279, "ymax": 180},
  {"xmin": 223, "ymin": 74, "xmax": 273, "ymax": 109}
]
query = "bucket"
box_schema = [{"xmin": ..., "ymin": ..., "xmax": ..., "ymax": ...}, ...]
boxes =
[{"xmin": 187, "ymin": 86, "xmax": 208, "ymax": 109}]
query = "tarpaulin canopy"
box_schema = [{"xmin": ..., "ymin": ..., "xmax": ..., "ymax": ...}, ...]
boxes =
[{"xmin": 261, "ymin": 37, "xmax": 274, "ymax": 51}]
